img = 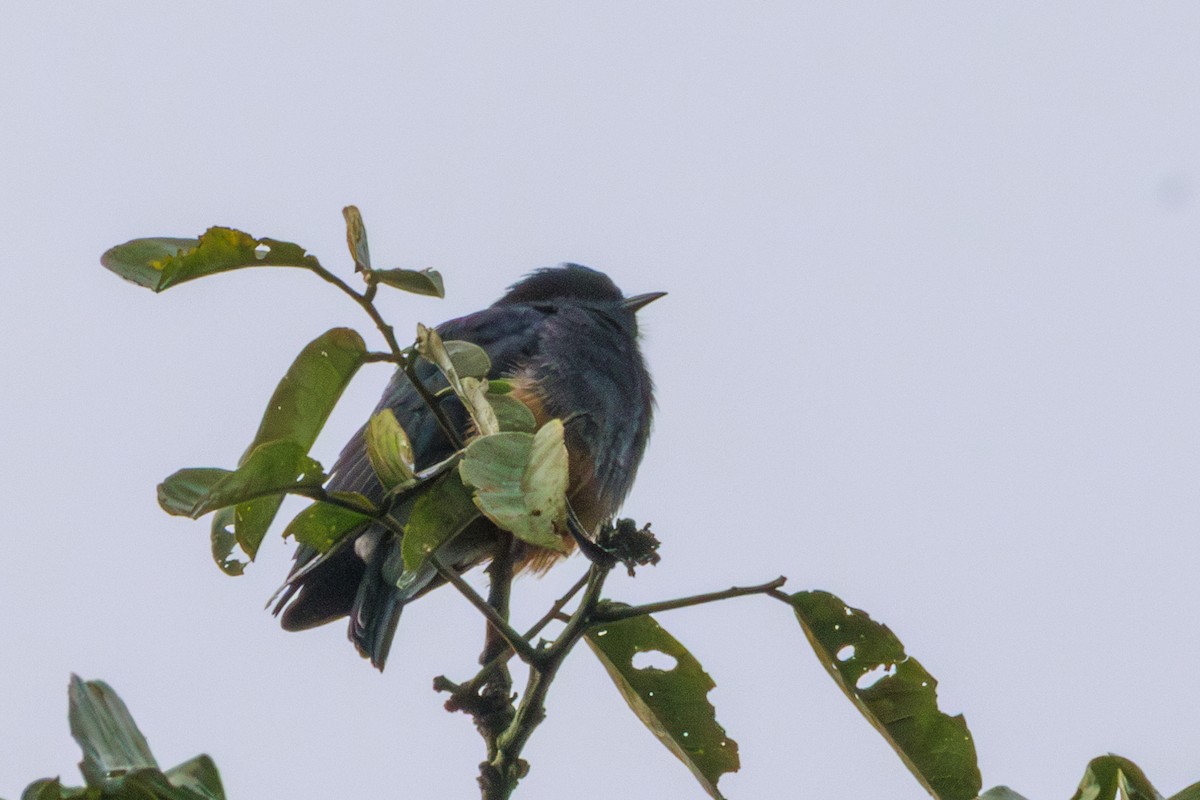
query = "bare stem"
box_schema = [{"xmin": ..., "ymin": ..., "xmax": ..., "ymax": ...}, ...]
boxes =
[
  {"xmin": 590, "ymin": 576, "xmax": 788, "ymax": 625},
  {"xmin": 431, "ymin": 555, "xmax": 539, "ymax": 666}
]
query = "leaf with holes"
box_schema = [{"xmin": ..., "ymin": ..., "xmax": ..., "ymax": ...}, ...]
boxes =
[
  {"xmin": 787, "ymin": 591, "xmax": 981, "ymax": 800},
  {"xmin": 585, "ymin": 613, "xmax": 739, "ymax": 799},
  {"xmin": 283, "ymin": 500, "xmax": 372, "ymax": 554},
  {"xmin": 101, "ymin": 227, "xmax": 321, "ymax": 292}
]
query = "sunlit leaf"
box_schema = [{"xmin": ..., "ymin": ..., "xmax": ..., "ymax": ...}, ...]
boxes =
[
  {"xmin": 373, "ymin": 268, "xmax": 445, "ymax": 297},
  {"xmin": 101, "ymin": 227, "xmax": 320, "ymax": 292},
  {"xmin": 1071, "ymin": 755, "xmax": 1163, "ymax": 800},
  {"xmin": 585, "ymin": 613, "xmax": 739, "ymax": 799},
  {"xmin": 342, "ymin": 205, "xmax": 371, "ymax": 272},
  {"xmin": 283, "ymin": 500, "xmax": 371, "ymax": 553},
  {"xmin": 365, "ymin": 409, "xmax": 416, "ymax": 489},
  {"xmin": 788, "ymin": 591, "xmax": 981, "ymax": 800},
  {"xmin": 400, "ymin": 469, "xmax": 479, "ymax": 572},
  {"xmin": 458, "ymin": 431, "xmax": 567, "ymax": 552}
]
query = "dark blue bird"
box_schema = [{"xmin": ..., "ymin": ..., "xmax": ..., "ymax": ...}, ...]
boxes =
[{"xmin": 273, "ymin": 264, "xmax": 663, "ymax": 669}]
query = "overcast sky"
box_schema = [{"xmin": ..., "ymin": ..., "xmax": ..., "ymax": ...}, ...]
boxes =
[{"xmin": 3, "ymin": 4, "xmax": 1199, "ymax": 799}]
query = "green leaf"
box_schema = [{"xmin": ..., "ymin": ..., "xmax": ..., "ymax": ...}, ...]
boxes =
[
  {"xmin": 163, "ymin": 755, "xmax": 225, "ymax": 800},
  {"xmin": 157, "ymin": 469, "xmax": 229, "ymax": 517},
  {"xmin": 400, "ymin": 469, "xmax": 479, "ymax": 572},
  {"xmin": 373, "ymin": 268, "xmax": 445, "ymax": 297},
  {"xmin": 458, "ymin": 429, "xmax": 568, "ymax": 552},
  {"xmin": 243, "ymin": 327, "xmax": 368, "ymax": 455},
  {"xmin": 441, "ymin": 340, "xmax": 491, "ymax": 379},
  {"xmin": 585, "ymin": 614, "xmax": 739, "ymax": 799},
  {"xmin": 101, "ymin": 227, "xmax": 321, "ymax": 292},
  {"xmin": 365, "ymin": 409, "xmax": 416, "ymax": 489},
  {"xmin": 283, "ymin": 500, "xmax": 371, "ymax": 553},
  {"xmin": 68, "ymin": 675, "xmax": 158, "ymax": 786},
  {"xmin": 23, "ymin": 679, "xmax": 225, "ymax": 800},
  {"xmin": 1171, "ymin": 783, "xmax": 1200, "ymax": 800},
  {"xmin": 342, "ymin": 205, "xmax": 371, "ymax": 272},
  {"xmin": 159, "ymin": 327, "xmax": 366, "ymax": 573},
  {"xmin": 209, "ymin": 507, "xmax": 243, "ymax": 576},
  {"xmin": 416, "ymin": 325, "xmax": 497, "ymax": 436},
  {"xmin": 183, "ymin": 440, "xmax": 325, "ymax": 517},
  {"xmin": 1071, "ymin": 755, "xmax": 1163, "ymax": 800},
  {"xmin": 787, "ymin": 591, "xmax": 981, "ymax": 800},
  {"xmin": 978, "ymin": 788, "xmax": 1031, "ymax": 800},
  {"xmin": 486, "ymin": 392, "xmax": 537, "ymax": 432}
]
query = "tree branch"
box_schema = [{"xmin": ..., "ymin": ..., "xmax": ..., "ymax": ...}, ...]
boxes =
[
  {"xmin": 590, "ymin": 576, "xmax": 788, "ymax": 625},
  {"xmin": 430, "ymin": 555, "xmax": 540, "ymax": 666}
]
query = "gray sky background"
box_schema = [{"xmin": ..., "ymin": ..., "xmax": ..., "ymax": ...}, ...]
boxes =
[{"xmin": 2, "ymin": 4, "xmax": 1199, "ymax": 799}]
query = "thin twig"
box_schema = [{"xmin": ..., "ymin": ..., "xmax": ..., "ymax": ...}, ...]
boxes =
[
  {"xmin": 430, "ymin": 555, "xmax": 539, "ymax": 666},
  {"xmin": 590, "ymin": 576, "xmax": 789, "ymax": 625}
]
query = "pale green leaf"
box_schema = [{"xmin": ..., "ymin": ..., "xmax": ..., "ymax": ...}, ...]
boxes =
[
  {"xmin": 400, "ymin": 469, "xmax": 479, "ymax": 571},
  {"xmin": 342, "ymin": 205, "xmax": 370, "ymax": 272},
  {"xmin": 373, "ymin": 268, "xmax": 445, "ymax": 297},
  {"xmin": 365, "ymin": 409, "xmax": 416, "ymax": 489}
]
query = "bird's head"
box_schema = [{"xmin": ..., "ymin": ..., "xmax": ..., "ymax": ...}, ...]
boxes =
[{"xmin": 496, "ymin": 263, "xmax": 666, "ymax": 316}]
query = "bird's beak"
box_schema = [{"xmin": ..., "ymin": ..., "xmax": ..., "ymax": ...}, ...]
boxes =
[{"xmin": 622, "ymin": 291, "xmax": 667, "ymax": 312}]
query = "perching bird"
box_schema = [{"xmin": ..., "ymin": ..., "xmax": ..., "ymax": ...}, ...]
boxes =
[{"xmin": 273, "ymin": 264, "xmax": 663, "ymax": 669}]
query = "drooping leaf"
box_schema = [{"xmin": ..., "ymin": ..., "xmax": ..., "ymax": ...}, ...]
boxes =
[
  {"xmin": 283, "ymin": 500, "xmax": 372, "ymax": 553},
  {"xmin": 365, "ymin": 409, "xmax": 416, "ymax": 489},
  {"xmin": 1170, "ymin": 782, "xmax": 1200, "ymax": 800},
  {"xmin": 1070, "ymin": 755, "xmax": 1164, "ymax": 800},
  {"xmin": 157, "ymin": 469, "xmax": 230, "ymax": 517},
  {"xmin": 458, "ymin": 431, "xmax": 568, "ymax": 552},
  {"xmin": 209, "ymin": 507, "xmax": 243, "ymax": 576},
  {"xmin": 101, "ymin": 227, "xmax": 321, "ymax": 292},
  {"xmin": 585, "ymin": 613, "xmax": 739, "ymax": 799},
  {"xmin": 373, "ymin": 268, "xmax": 445, "ymax": 298},
  {"xmin": 788, "ymin": 591, "xmax": 981, "ymax": 800},
  {"xmin": 342, "ymin": 205, "xmax": 371, "ymax": 272},
  {"xmin": 176, "ymin": 440, "xmax": 325, "ymax": 517}
]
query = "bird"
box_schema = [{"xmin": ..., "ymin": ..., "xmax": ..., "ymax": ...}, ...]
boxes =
[{"xmin": 272, "ymin": 264, "xmax": 664, "ymax": 670}]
